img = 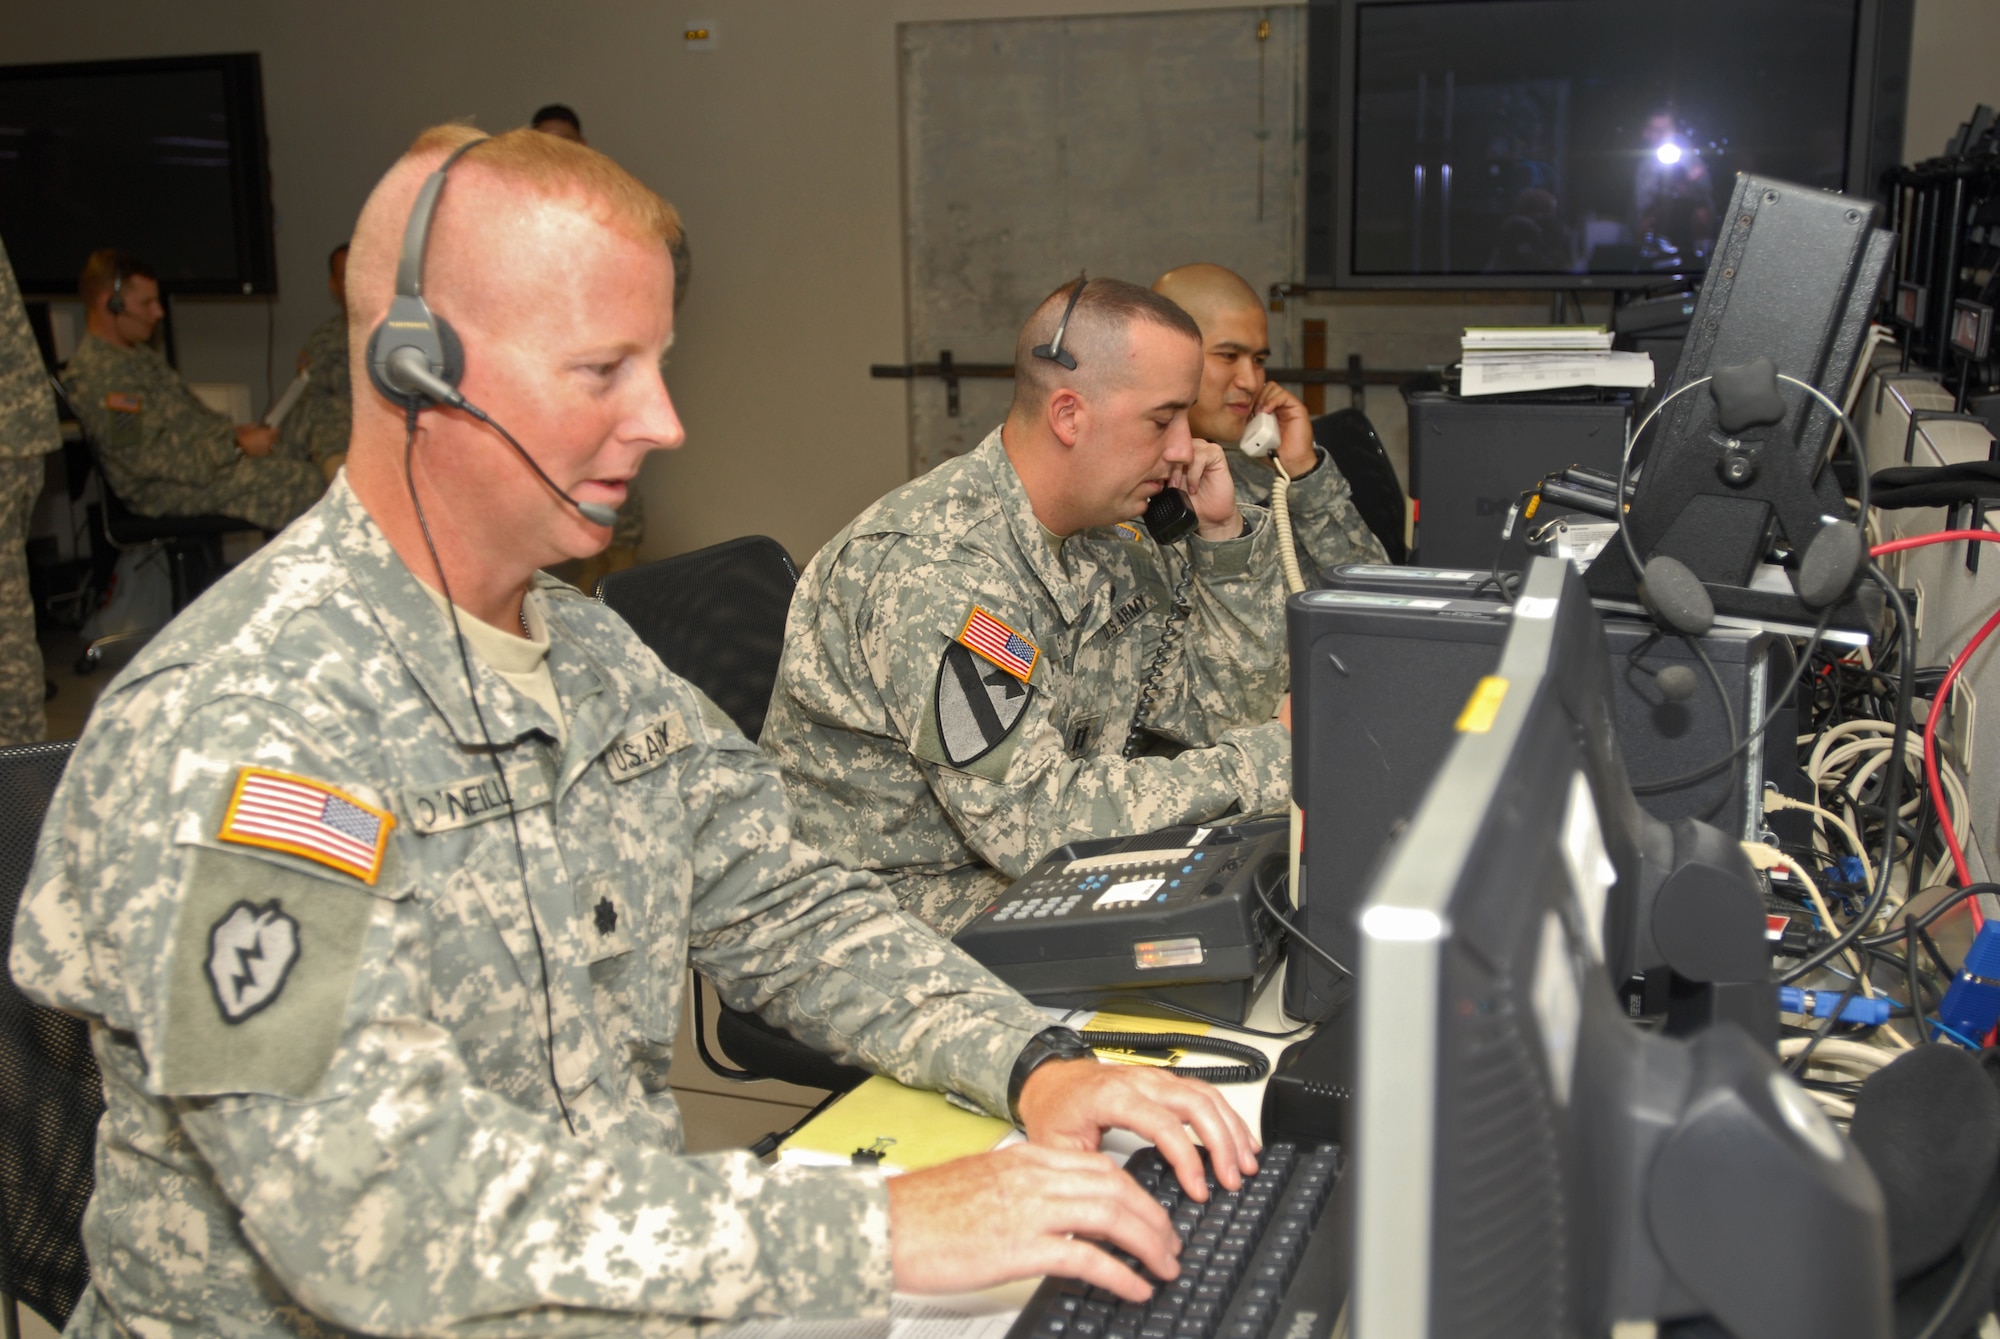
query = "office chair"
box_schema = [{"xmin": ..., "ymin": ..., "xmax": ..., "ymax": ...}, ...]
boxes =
[
  {"xmin": 1311, "ymin": 407, "xmax": 1409, "ymax": 565},
  {"xmin": 45, "ymin": 376, "xmax": 263, "ymax": 676},
  {"xmin": 0, "ymin": 740, "xmax": 100, "ymax": 1334},
  {"xmin": 596, "ymin": 538, "xmax": 868, "ymax": 1096}
]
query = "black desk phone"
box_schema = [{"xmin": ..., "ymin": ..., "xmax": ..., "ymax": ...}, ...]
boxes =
[{"xmin": 951, "ymin": 818, "xmax": 1288, "ymax": 1023}]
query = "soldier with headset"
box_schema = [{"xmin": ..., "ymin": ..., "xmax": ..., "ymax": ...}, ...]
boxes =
[
  {"xmin": 12, "ymin": 124, "xmax": 1257, "ymax": 1333},
  {"xmin": 62, "ymin": 249, "xmax": 325, "ymax": 532}
]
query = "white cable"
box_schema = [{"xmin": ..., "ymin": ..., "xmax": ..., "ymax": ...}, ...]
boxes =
[
  {"xmin": 1270, "ymin": 465, "xmax": 1306, "ymax": 596},
  {"xmin": 1778, "ymin": 1036, "xmax": 1900, "ymax": 1072},
  {"xmin": 1767, "ymin": 792, "xmax": 1875, "ymax": 888},
  {"xmin": 1773, "ymin": 851, "xmax": 1876, "ymax": 994}
]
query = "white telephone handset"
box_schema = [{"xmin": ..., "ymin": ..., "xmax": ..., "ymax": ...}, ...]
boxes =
[
  {"xmin": 1240, "ymin": 410, "xmax": 1305, "ymax": 594},
  {"xmin": 1239, "ymin": 410, "xmax": 1282, "ymax": 460}
]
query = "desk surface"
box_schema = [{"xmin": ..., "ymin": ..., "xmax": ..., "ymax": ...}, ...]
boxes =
[{"xmin": 779, "ymin": 964, "xmax": 1306, "ymax": 1175}]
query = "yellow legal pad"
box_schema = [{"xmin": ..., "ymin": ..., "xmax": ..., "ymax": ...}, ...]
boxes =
[{"xmin": 777, "ymin": 1076, "xmax": 1012, "ymax": 1171}]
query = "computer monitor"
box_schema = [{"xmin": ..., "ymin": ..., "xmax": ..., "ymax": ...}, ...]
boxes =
[{"xmin": 1347, "ymin": 557, "xmax": 1888, "ymax": 1338}]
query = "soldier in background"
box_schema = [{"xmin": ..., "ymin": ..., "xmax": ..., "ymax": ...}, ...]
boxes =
[
  {"xmin": 0, "ymin": 235, "xmax": 60, "ymax": 745},
  {"xmin": 13, "ymin": 126, "xmax": 1255, "ymax": 1334},
  {"xmin": 62, "ymin": 249, "xmax": 323, "ymax": 532},
  {"xmin": 763, "ymin": 278, "xmax": 1295, "ymax": 935},
  {"xmin": 1151, "ymin": 264, "xmax": 1385, "ymax": 582},
  {"xmin": 276, "ymin": 242, "xmax": 352, "ymax": 481},
  {"xmin": 530, "ymin": 101, "xmax": 585, "ymax": 143}
]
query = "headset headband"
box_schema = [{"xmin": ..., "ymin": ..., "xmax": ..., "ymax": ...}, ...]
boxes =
[
  {"xmin": 1033, "ymin": 275, "xmax": 1088, "ymax": 371},
  {"xmin": 394, "ymin": 137, "xmax": 490, "ymax": 299}
]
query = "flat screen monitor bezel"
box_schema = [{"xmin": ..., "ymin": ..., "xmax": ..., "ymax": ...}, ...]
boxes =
[
  {"xmin": 0, "ymin": 52, "xmax": 277, "ymax": 297},
  {"xmin": 1315, "ymin": 0, "xmax": 1886, "ymax": 291}
]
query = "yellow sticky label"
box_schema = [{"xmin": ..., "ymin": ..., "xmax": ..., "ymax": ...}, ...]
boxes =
[{"xmin": 1455, "ymin": 677, "xmax": 1509, "ymax": 734}]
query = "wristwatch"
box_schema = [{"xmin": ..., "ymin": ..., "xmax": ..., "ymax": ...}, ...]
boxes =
[{"xmin": 1007, "ymin": 1025, "xmax": 1097, "ymax": 1123}]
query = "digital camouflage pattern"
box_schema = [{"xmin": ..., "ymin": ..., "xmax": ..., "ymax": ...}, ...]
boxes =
[
  {"xmin": 1222, "ymin": 445, "xmax": 1386, "ymax": 584},
  {"xmin": 63, "ymin": 333, "xmax": 324, "ymax": 531},
  {"xmin": 276, "ymin": 313, "xmax": 352, "ymax": 477},
  {"xmin": 762, "ymin": 428, "xmax": 1294, "ymax": 936},
  {"xmin": 11, "ymin": 475, "xmax": 1053, "ymax": 1335},
  {"xmin": 0, "ymin": 236, "xmax": 59, "ymax": 746}
]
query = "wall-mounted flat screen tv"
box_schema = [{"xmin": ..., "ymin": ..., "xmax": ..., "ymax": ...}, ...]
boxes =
[
  {"xmin": 1305, "ymin": 0, "xmax": 1913, "ymax": 289},
  {"xmin": 0, "ymin": 53, "xmax": 277, "ymax": 296}
]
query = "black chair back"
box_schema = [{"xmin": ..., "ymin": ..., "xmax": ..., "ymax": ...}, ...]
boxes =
[
  {"xmin": 1312, "ymin": 407, "xmax": 1409, "ymax": 565},
  {"xmin": 0, "ymin": 740, "xmax": 98, "ymax": 1330},
  {"xmin": 595, "ymin": 536, "xmax": 799, "ymax": 741}
]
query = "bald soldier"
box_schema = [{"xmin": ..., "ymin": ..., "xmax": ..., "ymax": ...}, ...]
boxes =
[
  {"xmin": 1151, "ymin": 265, "xmax": 1387, "ymax": 579},
  {"xmin": 764, "ymin": 278, "xmax": 1295, "ymax": 936},
  {"xmin": 63, "ymin": 249, "xmax": 324, "ymax": 532},
  {"xmin": 14, "ymin": 128, "xmax": 1263, "ymax": 1334}
]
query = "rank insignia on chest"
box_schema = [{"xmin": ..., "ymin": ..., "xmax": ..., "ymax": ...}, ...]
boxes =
[
  {"xmin": 957, "ymin": 605, "xmax": 1038, "ymax": 682},
  {"xmin": 594, "ymin": 896, "xmax": 618, "ymax": 935},
  {"xmin": 105, "ymin": 392, "xmax": 141, "ymax": 413},
  {"xmin": 218, "ymin": 767, "xmax": 396, "ymax": 884}
]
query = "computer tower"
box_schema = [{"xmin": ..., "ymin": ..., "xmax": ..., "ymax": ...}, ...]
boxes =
[
  {"xmin": 1286, "ymin": 589, "xmax": 1778, "ymax": 1022},
  {"xmin": 1406, "ymin": 393, "xmax": 1631, "ymax": 570}
]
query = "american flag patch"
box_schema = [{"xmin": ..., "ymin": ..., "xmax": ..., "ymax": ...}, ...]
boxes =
[
  {"xmin": 958, "ymin": 606, "xmax": 1039, "ymax": 682},
  {"xmin": 219, "ymin": 767, "xmax": 396, "ymax": 884},
  {"xmin": 105, "ymin": 392, "xmax": 141, "ymax": 413}
]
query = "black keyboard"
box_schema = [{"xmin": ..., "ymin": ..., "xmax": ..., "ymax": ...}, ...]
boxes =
[{"xmin": 1006, "ymin": 1142, "xmax": 1348, "ymax": 1339}]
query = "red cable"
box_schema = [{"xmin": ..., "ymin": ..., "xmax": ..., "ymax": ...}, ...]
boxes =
[
  {"xmin": 1922, "ymin": 605, "xmax": 2000, "ymax": 910},
  {"xmin": 1871, "ymin": 529, "xmax": 2000, "ymax": 921},
  {"xmin": 1871, "ymin": 530, "xmax": 2000, "ymax": 557}
]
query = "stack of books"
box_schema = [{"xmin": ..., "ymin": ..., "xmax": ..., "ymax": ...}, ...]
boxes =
[{"xmin": 1459, "ymin": 326, "xmax": 1655, "ymax": 397}]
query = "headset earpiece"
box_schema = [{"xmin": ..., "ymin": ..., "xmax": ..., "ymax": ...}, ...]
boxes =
[
  {"xmin": 107, "ymin": 267, "xmax": 125, "ymax": 317},
  {"xmin": 1637, "ymin": 554, "xmax": 1716, "ymax": 637},
  {"xmin": 1798, "ymin": 519, "xmax": 1864, "ymax": 609},
  {"xmin": 366, "ymin": 304, "xmax": 465, "ymax": 411},
  {"xmin": 366, "ymin": 137, "xmax": 486, "ymax": 413}
]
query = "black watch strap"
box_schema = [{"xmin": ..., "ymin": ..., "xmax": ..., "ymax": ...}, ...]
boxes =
[{"xmin": 1008, "ymin": 1025, "xmax": 1096, "ymax": 1122}]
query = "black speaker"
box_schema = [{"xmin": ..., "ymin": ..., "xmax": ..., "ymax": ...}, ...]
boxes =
[{"xmin": 1285, "ymin": 584, "xmax": 1783, "ymax": 1022}]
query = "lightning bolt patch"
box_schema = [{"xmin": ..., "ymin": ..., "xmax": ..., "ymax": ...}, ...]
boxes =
[{"xmin": 205, "ymin": 900, "xmax": 301, "ymax": 1024}]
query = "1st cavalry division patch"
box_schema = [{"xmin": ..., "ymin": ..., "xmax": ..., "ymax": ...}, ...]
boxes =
[
  {"xmin": 219, "ymin": 767, "xmax": 396, "ymax": 884},
  {"xmin": 936, "ymin": 642, "xmax": 1035, "ymax": 766}
]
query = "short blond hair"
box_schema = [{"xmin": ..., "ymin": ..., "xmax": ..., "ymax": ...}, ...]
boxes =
[{"xmin": 403, "ymin": 122, "xmax": 682, "ymax": 251}]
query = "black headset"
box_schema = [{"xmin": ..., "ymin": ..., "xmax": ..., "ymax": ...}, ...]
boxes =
[
  {"xmin": 106, "ymin": 263, "xmax": 126, "ymax": 317},
  {"xmin": 365, "ymin": 136, "xmax": 617, "ymax": 527}
]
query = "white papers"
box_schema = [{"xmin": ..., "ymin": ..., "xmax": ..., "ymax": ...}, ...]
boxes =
[
  {"xmin": 1459, "ymin": 352, "xmax": 1655, "ymax": 397},
  {"xmin": 263, "ymin": 371, "xmax": 310, "ymax": 427},
  {"xmin": 1459, "ymin": 326, "xmax": 1653, "ymax": 397},
  {"xmin": 1461, "ymin": 326, "xmax": 1613, "ymax": 352}
]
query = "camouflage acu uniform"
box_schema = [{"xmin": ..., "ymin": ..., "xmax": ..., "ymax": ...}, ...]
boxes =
[
  {"xmin": 0, "ymin": 236, "xmax": 59, "ymax": 746},
  {"xmin": 762, "ymin": 428, "xmax": 1294, "ymax": 935},
  {"xmin": 11, "ymin": 475, "xmax": 1052, "ymax": 1335},
  {"xmin": 63, "ymin": 333, "xmax": 323, "ymax": 532},
  {"xmin": 1222, "ymin": 445, "xmax": 1386, "ymax": 584},
  {"xmin": 277, "ymin": 312, "xmax": 351, "ymax": 477}
]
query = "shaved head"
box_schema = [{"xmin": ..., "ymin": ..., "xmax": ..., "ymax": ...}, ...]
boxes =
[
  {"xmin": 1153, "ymin": 264, "xmax": 1275, "ymax": 448},
  {"xmin": 1011, "ymin": 277, "xmax": 1201, "ymax": 414},
  {"xmin": 1152, "ymin": 263, "xmax": 1262, "ymax": 332}
]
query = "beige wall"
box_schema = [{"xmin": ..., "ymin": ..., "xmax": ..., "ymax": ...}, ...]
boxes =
[
  {"xmin": 7, "ymin": 0, "xmax": 1999, "ymax": 568},
  {"xmin": 1903, "ymin": 0, "xmax": 2000, "ymax": 161},
  {"xmin": 2, "ymin": 0, "xmax": 1238, "ymax": 569}
]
